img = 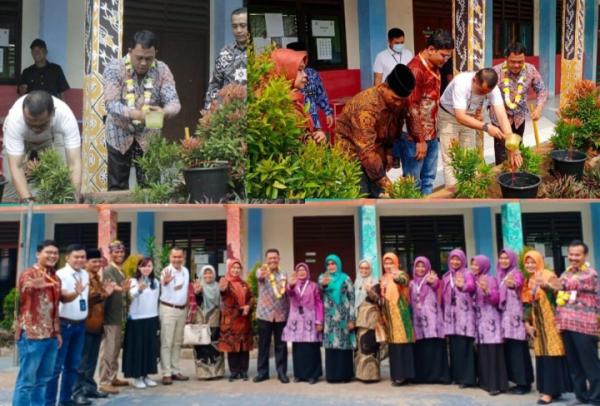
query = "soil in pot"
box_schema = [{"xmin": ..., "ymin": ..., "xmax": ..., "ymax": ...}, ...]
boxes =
[
  {"xmin": 183, "ymin": 165, "xmax": 230, "ymax": 203},
  {"xmin": 551, "ymin": 149, "xmax": 587, "ymax": 181},
  {"xmin": 498, "ymin": 172, "xmax": 541, "ymax": 199},
  {"xmin": 0, "ymin": 176, "xmax": 7, "ymax": 203}
]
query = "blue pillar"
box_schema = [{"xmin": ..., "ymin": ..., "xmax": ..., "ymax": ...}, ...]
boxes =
[
  {"xmin": 247, "ymin": 208, "xmax": 263, "ymax": 270},
  {"xmin": 591, "ymin": 203, "xmax": 600, "ymax": 269},
  {"xmin": 22, "ymin": 213, "xmax": 45, "ymax": 268},
  {"xmin": 213, "ymin": 0, "xmax": 243, "ymax": 58},
  {"xmin": 501, "ymin": 203, "xmax": 524, "ymax": 253},
  {"xmin": 584, "ymin": 0, "xmax": 598, "ymax": 82},
  {"xmin": 539, "ymin": 0, "xmax": 557, "ymax": 96},
  {"xmin": 485, "ymin": 0, "xmax": 494, "ymax": 67},
  {"xmin": 358, "ymin": 0, "xmax": 386, "ymax": 90},
  {"xmin": 358, "ymin": 205, "xmax": 380, "ymax": 279},
  {"xmin": 136, "ymin": 212, "xmax": 155, "ymax": 256},
  {"xmin": 473, "ymin": 207, "xmax": 495, "ymax": 274},
  {"xmin": 39, "ymin": 0, "xmax": 68, "ymax": 68}
]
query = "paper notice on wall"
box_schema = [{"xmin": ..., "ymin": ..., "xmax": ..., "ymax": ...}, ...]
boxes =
[
  {"xmin": 316, "ymin": 38, "xmax": 333, "ymax": 60},
  {"xmin": 281, "ymin": 37, "xmax": 298, "ymax": 48},
  {"xmin": 217, "ymin": 263, "xmax": 226, "ymax": 277},
  {"xmin": 265, "ymin": 13, "xmax": 284, "ymax": 38},
  {"xmin": 561, "ymin": 246, "xmax": 568, "ymax": 256},
  {"xmin": 0, "ymin": 29, "xmax": 8, "ymax": 46},
  {"xmin": 311, "ymin": 20, "xmax": 335, "ymax": 37},
  {"xmin": 253, "ymin": 37, "xmax": 270, "ymax": 54},
  {"xmin": 194, "ymin": 254, "xmax": 209, "ymax": 265},
  {"xmin": 0, "ymin": 49, "xmax": 4, "ymax": 73}
]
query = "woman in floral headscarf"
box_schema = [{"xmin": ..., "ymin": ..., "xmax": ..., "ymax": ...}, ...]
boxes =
[
  {"xmin": 523, "ymin": 250, "xmax": 572, "ymax": 405},
  {"xmin": 442, "ymin": 248, "xmax": 476, "ymax": 388},
  {"xmin": 282, "ymin": 262, "xmax": 324, "ymax": 384},
  {"xmin": 353, "ymin": 259, "xmax": 382, "ymax": 382},
  {"xmin": 497, "ymin": 248, "xmax": 534, "ymax": 395},
  {"xmin": 381, "ymin": 252, "xmax": 415, "ymax": 386},
  {"xmin": 218, "ymin": 259, "xmax": 253, "ymax": 382},
  {"xmin": 270, "ymin": 48, "xmax": 327, "ymax": 144},
  {"xmin": 409, "ymin": 256, "xmax": 449, "ymax": 384},
  {"xmin": 318, "ymin": 254, "xmax": 355, "ymax": 383}
]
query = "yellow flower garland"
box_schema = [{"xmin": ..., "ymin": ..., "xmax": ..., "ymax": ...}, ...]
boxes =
[
  {"xmin": 124, "ymin": 55, "xmax": 156, "ymax": 125},
  {"xmin": 502, "ymin": 62, "xmax": 527, "ymax": 110}
]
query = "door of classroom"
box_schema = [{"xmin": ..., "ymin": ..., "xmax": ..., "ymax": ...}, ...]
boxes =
[
  {"xmin": 124, "ymin": 0, "xmax": 211, "ymax": 142},
  {"xmin": 412, "ymin": 0, "xmax": 452, "ymax": 53},
  {"xmin": 293, "ymin": 216, "xmax": 356, "ymax": 281},
  {"xmin": 0, "ymin": 221, "xmax": 19, "ymax": 320}
]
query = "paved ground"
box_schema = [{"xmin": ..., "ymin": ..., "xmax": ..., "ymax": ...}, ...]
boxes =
[
  {"xmin": 0, "ymin": 347, "xmax": 580, "ymax": 406},
  {"xmin": 388, "ymin": 96, "xmax": 560, "ymax": 190}
]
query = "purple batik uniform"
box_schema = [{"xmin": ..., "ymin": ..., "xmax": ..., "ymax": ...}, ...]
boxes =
[
  {"xmin": 497, "ymin": 249, "xmax": 527, "ymax": 341},
  {"xmin": 471, "ymin": 255, "xmax": 503, "ymax": 344},
  {"xmin": 409, "ymin": 256, "xmax": 444, "ymax": 340},
  {"xmin": 442, "ymin": 249, "xmax": 476, "ymax": 338},
  {"xmin": 282, "ymin": 263, "xmax": 324, "ymax": 343}
]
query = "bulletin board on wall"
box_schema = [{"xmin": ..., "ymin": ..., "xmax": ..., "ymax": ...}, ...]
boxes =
[{"xmin": 248, "ymin": 0, "xmax": 347, "ymax": 70}]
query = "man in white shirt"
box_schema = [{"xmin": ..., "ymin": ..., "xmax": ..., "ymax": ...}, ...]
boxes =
[
  {"xmin": 47, "ymin": 244, "xmax": 90, "ymax": 406},
  {"xmin": 1, "ymin": 90, "xmax": 82, "ymax": 201},
  {"xmin": 438, "ymin": 68, "xmax": 522, "ymax": 187},
  {"xmin": 159, "ymin": 247, "xmax": 191, "ymax": 385},
  {"xmin": 373, "ymin": 28, "xmax": 414, "ymax": 86}
]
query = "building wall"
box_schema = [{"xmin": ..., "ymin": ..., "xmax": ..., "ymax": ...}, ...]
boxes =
[
  {"xmin": 386, "ymin": 0, "xmax": 415, "ymax": 53},
  {"xmin": 344, "ymin": 0, "xmax": 361, "ymax": 69},
  {"xmin": 65, "ymin": 0, "xmax": 86, "ymax": 89}
]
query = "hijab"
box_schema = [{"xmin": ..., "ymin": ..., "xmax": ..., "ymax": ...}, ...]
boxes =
[
  {"xmin": 271, "ymin": 48, "xmax": 308, "ymax": 108},
  {"xmin": 324, "ymin": 254, "xmax": 349, "ymax": 305},
  {"xmin": 354, "ymin": 259, "xmax": 375, "ymax": 310},
  {"xmin": 471, "ymin": 255, "xmax": 491, "ymax": 276},
  {"xmin": 198, "ymin": 265, "xmax": 220, "ymax": 316},
  {"xmin": 411, "ymin": 256, "xmax": 433, "ymax": 304},
  {"xmin": 381, "ymin": 252, "xmax": 408, "ymax": 303},
  {"xmin": 523, "ymin": 250, "xmax": 555, "ymax": 303},
  {"xmin": 497, "ymin": 248, "xmax": 519, "ymax": 279},
  {"xmin": 293, "ymin": 262, "xmax": 318, "ymax": 309},
  {"xmin": 226, "ymin": 258, "xmax": 247, "ymax": 307}
]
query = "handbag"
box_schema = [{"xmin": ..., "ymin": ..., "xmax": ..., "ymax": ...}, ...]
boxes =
[{"xmin": 183, "ymin": 323, "xmax": 211, "ymax": 346}]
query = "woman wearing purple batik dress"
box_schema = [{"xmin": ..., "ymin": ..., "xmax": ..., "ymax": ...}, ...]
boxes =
[
  {"xmin": 497, "ymin": 248, "xmax": 534, "ymax": 395},
  {"xmin": 471, "ymin": 255, "xmax": 508, "ymax": 396},
  {"xmin": 442, "ymin": 248, "xmax": 477, "ymax": 388},
  {"xmin": 409, "ymin": 256, "xmax": 450, "ymax": 384},
  {"xmin": 282, "ymin": 263, "xmax": 324, "ymax": 384}
]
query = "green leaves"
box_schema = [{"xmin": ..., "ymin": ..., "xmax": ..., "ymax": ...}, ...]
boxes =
[
  {"xmin": 389, "ymin": 176, "xmax": 423, "ymax": 199},
  {"xmin": 448, "ymin": 143, "xmax": 494, "ymax": 198},
  {"xmin": 502, "ymin": 144, "xmax": 543, "ymax": 176},
  {"xmin": 28, "ymin": 148, "xmax": 77, "ymax": 204}
]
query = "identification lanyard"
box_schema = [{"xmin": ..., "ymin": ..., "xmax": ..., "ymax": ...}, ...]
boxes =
[
  {"xmin": 297, "ymin": 280, "xmax": 309, "ymax": 297},
  {"xmin": 389, "ymin": 50, "xmax": 401, "ymax": 65}
]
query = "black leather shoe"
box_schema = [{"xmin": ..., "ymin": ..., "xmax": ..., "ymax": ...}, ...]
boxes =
[
  {"xmin": 253, "ymin": 374, "xmax": 269, "ymax": 383},
  {"xmin": 278, "ymin": 374, "xmax": 290, "ymax": 384},
  {"xmin": 510, "ymin": 386, "xmax": 530, "ymax": 395},
  {"xmin": 308, "ymin": 378, "xmax": 318, "ymax": 385},
  {"xmin": 72, "ymin": 394, "xmax": 92, "ymax": 406},
  {"xmin": 489, "ymin": 390, "xmax": 501, "ymax": 396},
  {"xmin": 86, "ymin": 389, "xmax": 109, "ymax": 398},
  {"xmin": 241, "ymin": 372, "xmax": 249, "ymax": 381}
]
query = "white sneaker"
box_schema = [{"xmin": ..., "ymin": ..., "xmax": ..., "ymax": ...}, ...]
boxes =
[
  {"xmin": 134, "ymin": 378, "xmax": 147, "ymax": 389},
  {"xmin": 143, "ymin": 377, "xmax": 157, "ymax": 387}
]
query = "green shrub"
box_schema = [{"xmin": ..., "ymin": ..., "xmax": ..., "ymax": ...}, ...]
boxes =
[
  {"xmin": 246, "ymin": 262, "xmax": 262, "ymax": 335},
  {"xmin": 502, "ymin": 144, "xmax": 543, "ymax": 175},
  {"xmin": 1, "ymin": 288, "xmax": 18, "ymax": 331},
  {"xmin": 28, "ymin": 149, "xmax": 76, "ymax": 204},
  {"xmin": 448, "ymin": 143, "xmax": 494, "ymax": 198},
  {"xmin": 388, "ymin": 176, "xmax": 423, "ymax": 199}
]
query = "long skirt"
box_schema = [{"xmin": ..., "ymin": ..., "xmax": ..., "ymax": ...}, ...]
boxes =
[
  {"xmin": 477, "ymin": 343, "xmax": 509, "ymax": 393},
  {"xmin": 536, "ymin": 356, "xmax": 572, "ymax": 397},
  {"xmin": 414, "ymin": 338, "xmax": 450, "ymax": 384},
  {"xmin": 292, "ymin": 342, "xmax": 322, "ymax": 381},
  {"xmin": 325, "ymin": 349, "xmax": 354, "ymax": 382},
  {"xmin": 504, "ymin": 339, "xmax": 534, "ymax": 388},
  {"xmin": 193, "ymin": 327, "xmax": 224, "ymax": 379},
  {"xmin": 448, "ymin": 335, "xmax": 477, "ymax": 386},
  {"xmin": 389, "ymin": 343, "xmax": 415, "ymax": 382},
  {"xmin": 122, "ymin": 316, "xmax": 160, "ymax": 378},
  {"xmin": 355, "ymin": 328, "xmax": 380, "ymax": 382},
  {"xmin": 227, "ymin": 351, "xmax": 249, "ymax": 374}
]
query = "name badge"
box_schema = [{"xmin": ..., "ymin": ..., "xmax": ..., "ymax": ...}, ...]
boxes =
[
  {"xmin": 569, "ymin": 290, "xmax": 577, "ymax": 304},
  {"xmin": 79, "ymin": 298, "xmax": 87, "ymax": 312},
  {"xmin": 174, "ymin": 284, "xmax": 183, "ymax": 291}
]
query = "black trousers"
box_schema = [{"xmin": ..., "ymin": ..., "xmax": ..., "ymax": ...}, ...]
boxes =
[
  {"xmin": 257, "ymin": 320, "xmax": 288, "ymax": 377},
  {"xmin": 73, "ymin": 332, "xmax": 102, "ymax": 396},
  {"xmin": 494, "ymin": 121, "xmax": 525, "ymax": 165},
  {"xmin": 107, "ymin": 142, "xmax": 144, "ymax": 191},
  {"xmin": 562, "ymin": 330, "xmax": 600, "ymax": 404},
  {"xmin": 227, "ymin": 351, "xmax": 249, "ymax": 374}
]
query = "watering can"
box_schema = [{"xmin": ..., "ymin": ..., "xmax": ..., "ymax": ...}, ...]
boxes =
[{"xmin": 505, "ymin": 133, "xmax": 522, "ymax": 152}]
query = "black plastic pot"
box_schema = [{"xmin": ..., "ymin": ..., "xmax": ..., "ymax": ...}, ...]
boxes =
[
  {"xmin": 183, "ymin": 164, "xmax": 230, "ymax": 203},
  {"xmin": 0, "ymin": 176, "xmax": 7, "ymax": 203},
  {"xmin": 551, "ymin": 149, "xmax": 587, "ymax": 181},
  {"xmin": 498, "ymin": 172, "xmax": 541, "ymax": 199}
]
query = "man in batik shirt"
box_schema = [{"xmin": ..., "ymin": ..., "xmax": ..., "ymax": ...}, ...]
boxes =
[
  {"xmin": 103, "ymin": 30, "xmax": 181, "ymax": 191},
  {"xmin": 403, "ymin": 30, "xmax": 454, "ymax": 195},
  {"xmin": 491, "ymin": 42, "xmax": 547, "ymax": 164},
  {"xmin": 204, "ymin": 7, "xmax": 248, "ymax": 110},
  {"xmin": 335, "ymin": 64, "xmax": 415, "ymax": 198}
]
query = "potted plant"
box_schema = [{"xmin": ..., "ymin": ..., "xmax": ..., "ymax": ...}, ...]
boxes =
[
  {"xmin": 181, "ymin": 84, "xmax": 247, "ymax": 203},
  {"xmin": 498, "ymin": 143, "xmax": 543, "ymax": 199},
  {"xmin": 388, "ymin": 176, "xmax": 423, "ymax": 199},
  {"xmin": 550, "ymin": 80, "xmax": 600, "ymax": 180},
  {"xmin": 27, "ymin": 148, "xmax": 77, "ymax": 204},
  {"xmin": 448, "ymin": 143, "xmax": 494, "ymax": 198}
]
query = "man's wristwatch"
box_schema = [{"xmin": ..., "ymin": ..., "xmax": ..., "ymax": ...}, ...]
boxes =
[
  {"xmin": 482, "ymin": 123, "xmax": 490, "ymax": 133},
  {"xmin": 21, "ymin": 196, "xmax": 35, "ymax": 203}
]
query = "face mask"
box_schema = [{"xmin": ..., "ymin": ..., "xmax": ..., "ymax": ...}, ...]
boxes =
[{"xmin": 392, "ymin": 44, "xmax": 404, "ymax": 53}]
